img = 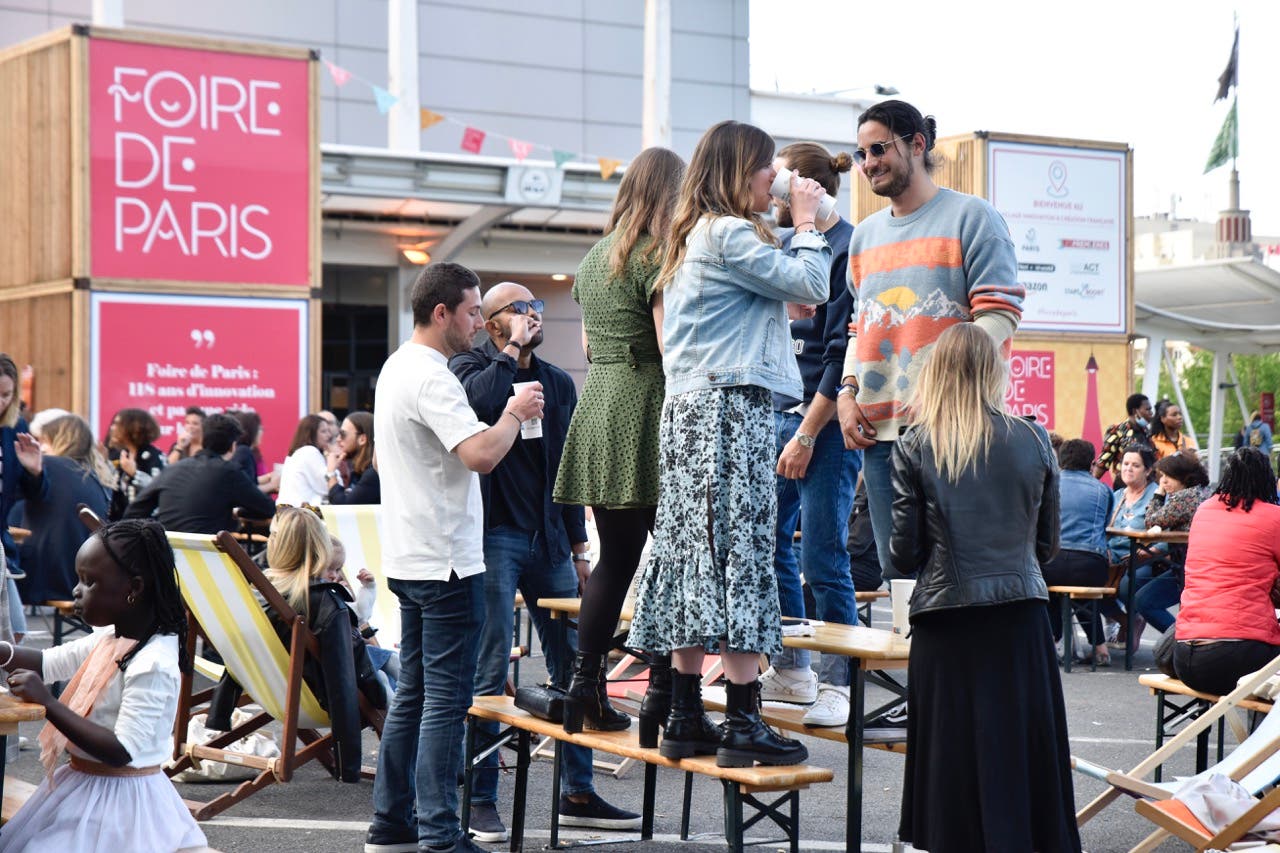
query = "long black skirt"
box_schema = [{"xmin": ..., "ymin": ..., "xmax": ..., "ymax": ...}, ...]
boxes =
[{"xmin": 899, "ymin": 600, "xmax": 1082, "ymax": 853}]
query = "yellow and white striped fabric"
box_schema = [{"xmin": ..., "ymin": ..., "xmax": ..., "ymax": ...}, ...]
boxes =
[
  {"xmin": 319, "ymin": 505, "xmax": 400, "ymax": 646},
  {"xmin": 168, "ymin": 532, "xmax": 330, "ymax": 729}
]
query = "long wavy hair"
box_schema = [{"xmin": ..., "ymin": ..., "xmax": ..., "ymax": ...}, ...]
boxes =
[
  {"xmin": 605, "ymin": 147, "xmax": 685, "ymax": 277},
  {"xmin": 0, "ymin": 354, "xmax": 19, "ymax": 428},
  {"xmin": 345, "ymin": 411, "xmax": 375, "ymax": 476},
  {"xmin": 265, "ymin": 506, "xmax": 334, "ymax": 620},
  {"xmin": 910, "ymin": 324, "xmax": 1011, "ymax": 483},
  {"xmin": 655, "ymin": 121, "xmax": 778, "ymax": 291},
  {"xmin": 42, "ymin": 414, "xmax": 117, "ymax": 489}
]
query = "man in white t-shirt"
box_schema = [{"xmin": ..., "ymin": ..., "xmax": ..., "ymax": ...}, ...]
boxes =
[{"xmin": 366, "ymin": 262, "xmax": 543, "ymax": 853}]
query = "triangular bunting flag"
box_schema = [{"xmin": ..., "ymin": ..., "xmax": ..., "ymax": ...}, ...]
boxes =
[
  {"xmin": 509, "ymin": 139, "xmax": 533, "ymax": 162},
  {"xmin": 552, "ymin": 150, "xmax": 576, "ymax": 169},
  {"xmin": 461, "ymin": 126, "xmax": 486, "ymax": 154},
  {"xmin": 372, "ymin": 86, "xmax": 398, "ymax": 115},
  {"xmin": 598, "ymin": 158, "xmax": 622, "ymax": 180},
  {"xmin": 324, "ymin": 60, "xmax": 352, "ymax": 87},
  {"xmin": 420, "ymin": 108, "xmax": 445, "ymax": 131}
]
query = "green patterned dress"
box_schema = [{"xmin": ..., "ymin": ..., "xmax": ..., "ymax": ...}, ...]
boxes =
[{"xmin": 553, "ymin": 233, "xmax": 665, "ymax": 509}]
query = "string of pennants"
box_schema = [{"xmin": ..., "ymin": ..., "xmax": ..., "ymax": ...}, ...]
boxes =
[{"xmin": 323, "ymin": 59, "xmax": 624, "ymax": 180}]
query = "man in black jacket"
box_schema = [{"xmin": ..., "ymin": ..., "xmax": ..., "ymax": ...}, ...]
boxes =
[
  {"xmin": 449, "ymin": 282, "xmax": 638, "ymax": 843},
  {"xmin": 125, "ymin": 412, "xmax": 275, "ymax": 533}
]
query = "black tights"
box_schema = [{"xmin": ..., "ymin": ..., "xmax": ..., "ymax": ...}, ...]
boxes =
[{"xmin": 577, "ymin": 505, "xmax": 656, "ymax": 655}]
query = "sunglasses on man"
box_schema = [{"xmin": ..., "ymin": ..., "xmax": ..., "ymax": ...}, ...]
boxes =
[
  {"xmin": 852, "ymin": 134, "xmax": 913, "ymax": 165},
  {"xmin": 487, "ymin": 299, "xmax": 545, "ymax": 321}
]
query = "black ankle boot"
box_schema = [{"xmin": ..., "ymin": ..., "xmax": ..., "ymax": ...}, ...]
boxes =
[
  {"xmin": 658, "ymin": 672, "xmax": 721, "ymax": 758},
  {"xmin": 638, "ymin": 653, "xmax": 672, "ymax": 748},
  {"xmin": 562, "ymin": 652, "xmax": 631, "ymax": 734},
  {"xmin": 717, "ymin": 680, "xmax": 808, "ymax": 768}
]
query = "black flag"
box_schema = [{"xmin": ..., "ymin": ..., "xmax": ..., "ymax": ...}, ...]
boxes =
[{"xmin": 1215, "ymin": 28, "xmax": 1238, "ymax": 102}]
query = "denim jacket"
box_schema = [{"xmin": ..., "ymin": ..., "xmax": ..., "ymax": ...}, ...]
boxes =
[
  {"xmin": 662, "ymin": 216, "xmax": 830, "ymax": 398},
  {"xmin": 1058, "ymin": 469, "xmax": 1115, "ymax": 558}
]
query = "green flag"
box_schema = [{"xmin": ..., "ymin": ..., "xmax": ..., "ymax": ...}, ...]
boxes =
[{"xmin": 1204, "ymin": 98, "xmax": 1238, "ymax": 174}]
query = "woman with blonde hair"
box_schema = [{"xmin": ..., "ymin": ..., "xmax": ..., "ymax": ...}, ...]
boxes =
[
  {"xmin": 889, "ymin": 324, "xmax": 1079, "ymax": 852},
  {"xmin": 555, "ymin": 146, "xmax": 685, "ymax": 734},
  {"xmin": 626, "ymin": 121, "xmax": 830, "ymax": 766},
  {"xmin": 14, "ymin": 415, "xmax": 114, "ymax": 603},
  {"xmin": 209, "ymin": 505, "xmax": 385, "ymax": 781}
]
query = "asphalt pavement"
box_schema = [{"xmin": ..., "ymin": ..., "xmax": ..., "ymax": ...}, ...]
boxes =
[{"xmin": 5, "ymin": 603, "xmax": 1208, "ymax": 852}]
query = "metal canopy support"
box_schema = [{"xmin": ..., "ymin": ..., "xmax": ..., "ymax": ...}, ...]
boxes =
[
  {"xmin": 1141, "ymin": 336, "xmax": 1165, "ymax": 407},
  {"xmin": 430, "ymin": 205, "xmax": 519, "ymax": 262},
  {"xmin": 1226, "ymin": 359, "xmax": 1251, "ymax": 422},
  {"xmin": 1163, "ymin": 345, "xmax": 1195, "ymax": 441},
  {"xmin": 1208, "ymin": 351, "xmax": 1229, "ymax": 482}
]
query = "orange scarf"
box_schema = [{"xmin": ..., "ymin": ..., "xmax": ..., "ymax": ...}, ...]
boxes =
[{"xmin": 38, "ymin": 634, "xmax": 138, "ymax": 782}]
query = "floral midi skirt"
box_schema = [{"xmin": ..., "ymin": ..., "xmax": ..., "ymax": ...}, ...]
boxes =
[{"xmin": 627, "ymin": 385, "xmax": 782, "ymax": 657}]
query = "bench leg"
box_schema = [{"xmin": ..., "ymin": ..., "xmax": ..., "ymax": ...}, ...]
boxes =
[
  {"xmin": 641, "ymin": 762, "xmax": 656, "ymax": 841},
  {"xmin": 550, "ymin": 738, "xmax": 563, "ymax": 849},
  {"xmin": 1060, "ymin": 594, "xmax": 1074, "ymax": 674},
  {"xmin": 461, "ymin": 717, "xmax": 477, "ymax": 835},
  {"xmin": 680, "ymin": 771, "xmax": 694, "ymax": 840},
  {"xmin": 1089, "ymin": 600, "xmax": 1099, "ymax": 673},
  {"xmin": 722, "ymin": 781, "xmax": 744, "ymax": 853},
  {"xmin": 790, "ymin": 789, "xmax": 799, "ymax": 853},
  {"xmin": 1153, "ymin": 690, "xmax": 1166, "ymax": 784},
  {"xmin": 511, "ymin": 729, "xmax": 530, "ymax": 853}
]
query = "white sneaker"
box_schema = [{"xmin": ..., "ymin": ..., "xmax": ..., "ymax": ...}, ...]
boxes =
[
  {"xmin": 758, "ymin": 666, "xmax": 817, "ymax": 704},
  {"xmin": 802, "ymin": 684, "xmax": 850, "ymax": 727}
]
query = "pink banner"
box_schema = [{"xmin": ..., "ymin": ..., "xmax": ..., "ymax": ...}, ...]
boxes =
[
  {"xmin": 89, "ymin": 38, "xmax": 312, "ymax": 285},
  {"xmin": 1006, "ymin": 349, "xmax": 1055, "ymax": 428}
]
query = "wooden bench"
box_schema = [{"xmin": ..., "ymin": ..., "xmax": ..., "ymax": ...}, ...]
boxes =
[
  {"xmin": 1, "ymin": 776, "xmax": 35, "ymax": 824},
  {"xmin": 701, "ymin": 690, "xmax": 907, "ymax": 755},
  {"xmin": 465, "ymin": 695, "xmax": 832, "ymax": 853},
  {"xmin": 1139, "ymin": 673, "xmax": 1274, "ymax": 782},
  {"xmin": 1046, "ymin": 585, "xmax": 1116, "ymax": 672}
]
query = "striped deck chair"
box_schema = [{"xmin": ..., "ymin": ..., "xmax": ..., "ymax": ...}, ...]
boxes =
[
  {"xmin": 164, "ymin": 530, "xmax": 383, "ymax": 820},
  {"xmin": 318, "ymin": 505, "xmax": 400, "ymax": 646}
]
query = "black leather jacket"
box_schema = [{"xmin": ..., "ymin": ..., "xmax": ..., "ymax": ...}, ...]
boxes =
[{"xmin": 889, "ymin": 412, "xmax": 1059, "ymax": 618}]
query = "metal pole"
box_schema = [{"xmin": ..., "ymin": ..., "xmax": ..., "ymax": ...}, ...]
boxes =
[
  {"xmin": 387, "ymin": 0, "xmax": 421, "ymax": 151},
  {"xmin": 1209, "ymin": 351, "xmax": 1228, "ymax": 482},
  {"xmin": 642, "ymin": 0, "xmax": 671, "ymax": 148},
  {"xmin": 92, "ymin": 0, "xmax": 124, "ymax": 26},
  {"xmin": 1163, "ymin": 346, "xmax": 1195, "ymax": 440},
  {"xmin": 1227, "ymin": 359, "xmax": 1250, "ymax": 423},
  {"xmin": 1140, "ymin": 336, "xmax": 1164, "ymax": 405}
]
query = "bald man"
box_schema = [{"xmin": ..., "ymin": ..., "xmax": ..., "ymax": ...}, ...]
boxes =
[{"xmin": 448, "ymin": 283, "xmax": 640, "ymax": 841}]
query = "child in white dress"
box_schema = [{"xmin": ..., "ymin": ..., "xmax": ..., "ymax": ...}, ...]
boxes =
[{"xmin": 0, "ymin": 519, "xmax": 207, "ymax": 853}]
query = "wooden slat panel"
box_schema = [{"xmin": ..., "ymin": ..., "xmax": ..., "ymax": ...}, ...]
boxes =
[{"xmin": 0, "ymin": 290, "xmax": 75, "ymax": 413}]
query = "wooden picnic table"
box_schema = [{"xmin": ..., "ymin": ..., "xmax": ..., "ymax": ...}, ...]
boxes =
[
  {"xmin": 1105, "ymin": 527, "xmax": 1190, "ymax": 670},
  {"xmin": 0, "ymin": 693, "xmax": 46, "ymax": 804},
  {"xmin": 539, "ymin": 596, "xmax": 909, "ymax": 852}
]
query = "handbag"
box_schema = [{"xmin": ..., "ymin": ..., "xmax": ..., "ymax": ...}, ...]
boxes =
[{"xmin": 514, "ymin": 683, "xmax": 567, "ymax": 722}]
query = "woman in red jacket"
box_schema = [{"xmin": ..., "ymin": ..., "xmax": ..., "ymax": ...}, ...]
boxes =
[{"xmin": 1174, "ymin": 448, "xmax": 1280, "ymax": 695}]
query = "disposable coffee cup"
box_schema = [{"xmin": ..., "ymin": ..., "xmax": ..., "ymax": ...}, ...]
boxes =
[
  {"xmin": 890, "ymin": 578, "xmax": 916, "ymax": 636},
  {"xmin": 512, "ymin": 381, "xmax": 543, "ymax": 439},
  {"xmin": 770, "ymin": 166, "xmax": 837, "ymax": 223}
]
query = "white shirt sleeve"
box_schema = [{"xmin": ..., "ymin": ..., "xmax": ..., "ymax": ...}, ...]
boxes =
[
  {"xmin": 418, "ymin": 373, "xmax": 487, "ymax": 452},
  {"xmin": 40, "ymin": 631, "xmax": 107, "ymax": 683}
]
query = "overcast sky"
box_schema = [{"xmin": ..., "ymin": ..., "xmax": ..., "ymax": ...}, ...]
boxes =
[{"xmin": 749, "ymin": 0, "xmax": 1278, "ymax": 236}]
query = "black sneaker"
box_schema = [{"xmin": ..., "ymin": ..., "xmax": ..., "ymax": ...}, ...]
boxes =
[
  {"xmin": 557, "ymin": 792, "xmax": 642, "ymax": 830},
  {"xmin": 468, "ymin": 802, "xmax": 509, "ymax": 843},
  {"xmin": 425, "ymin": 836, "xmax": 487, "ymax": 853},
  {"xmin": 863, "ymin": 699, "xmax": 908, "ymax": 743},
  {"xmin": 364, "ymin": 825, "xmax": 418, "ymax": 853}
]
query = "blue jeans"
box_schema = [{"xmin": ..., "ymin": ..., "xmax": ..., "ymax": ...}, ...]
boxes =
[
  {"xmin": 862, "ymin": 439, "xmax": 901, "ymax": 581},
  {"xmin": 472, "ymin": 527, "xmax": 593, "ymax": 804},
  {"xmin": 371, "ymin": 573, "xmax": 485, "ymax": 848},
  {"xmin": 1120, "ymin": 563, "xmax": 1181, "ymax": 634},
  {"xmin": 773, "ymin": 413, "xmax": 861, "ymax": 686}
]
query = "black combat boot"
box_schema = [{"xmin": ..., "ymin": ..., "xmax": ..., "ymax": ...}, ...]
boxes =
[
  {"xmin": 716, "ymin": 679, "xmax": 808, "ymax": 767},
  {"xmin": 562, "ymin": 652, "xmax": 631, "ymax": 733},
  {"xmin": 638, "ymin": 653, "xmax": 672, "ymax": 748},
  {"xmin": 657, "ymin": 672, "xmax": 721, "ymax": 758}
]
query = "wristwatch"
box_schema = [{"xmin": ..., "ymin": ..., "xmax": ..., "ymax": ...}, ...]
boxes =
[
  {"xmin": 795, "ymin": 431, "xmax": 816, "ymax": 448},
  {"xmin": 573, "ymin": 551, "xmax": 594, "ymax": 563}
]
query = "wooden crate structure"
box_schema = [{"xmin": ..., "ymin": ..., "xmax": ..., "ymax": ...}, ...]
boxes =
[{"xmin": 0, "ymin": 25, "xmax": 320, "ymax": 435}]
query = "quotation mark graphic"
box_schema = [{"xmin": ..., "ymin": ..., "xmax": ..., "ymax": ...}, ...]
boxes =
[{"xmin": 190, "ymin": 329, "xmax": 216, "ymax": 348}]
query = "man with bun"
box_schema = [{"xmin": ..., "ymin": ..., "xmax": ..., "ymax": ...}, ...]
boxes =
[
  {"xmin": 835, "ymin": 101, "xmax": 1022, "ymax": 740},
  {"xmin": 764, "ymin": 142, "xmax": 864, "ymax": 727}
]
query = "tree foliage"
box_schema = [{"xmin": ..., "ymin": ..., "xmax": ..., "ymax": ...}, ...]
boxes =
[{"xmin": 1156, "ymin": 349, "xmax": 1280, "ymax": 445}]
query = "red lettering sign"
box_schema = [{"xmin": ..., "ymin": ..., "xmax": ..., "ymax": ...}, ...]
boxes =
[
  {"xmin": 1005, "ymin": 350, "xmax": 1055, "ymax": 428},
  {"xmin": 89, "ymin": 38, "xmax": 311, "ymax": 285},
  {"xmin": 91, "ymin": 293, "xmax": 307, "ymax": 467}
]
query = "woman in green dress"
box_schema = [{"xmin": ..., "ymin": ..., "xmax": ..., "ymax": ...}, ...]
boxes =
[{"xmin": 555, "ymin": 146, "xmax": 684, "ymax": 736}]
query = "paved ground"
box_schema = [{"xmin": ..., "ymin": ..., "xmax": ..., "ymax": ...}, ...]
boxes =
[{"xmin": 6, "ymin": 603, "xmax": 1212, "ymax": 852}]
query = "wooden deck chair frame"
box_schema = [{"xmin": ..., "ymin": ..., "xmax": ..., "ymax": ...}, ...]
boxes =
[
  {"xmin": 1133, "ymin": 779, "xmax": 1280, "ymax": 851},
  {"xmin": 160, "ymin": 526, "xmax": 384, "ymax": 820},
  {"xmin": 1075, "ymin": 652, "xmax": 1280, "ymax": 831}
]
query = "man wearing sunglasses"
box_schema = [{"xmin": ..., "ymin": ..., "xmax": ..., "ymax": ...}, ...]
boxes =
[
  {"xmin": 448, "ymin": 281, "xmax": 640, "ymax": 841},
  {"xmin": 833, "ymin": 100, "xmax": 1022, "ymax": 742}
]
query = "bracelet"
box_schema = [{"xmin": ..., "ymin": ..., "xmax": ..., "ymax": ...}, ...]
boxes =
[
  {"xmin": 506, "ymin": 411, "xmax": 523, "ymax": 426},
  {"xmin": 795, "ymin": 221, "xmax": 816, "ymax": 231},
  {"xmin": 0, "ymin": 641, "xmax": 15, "ymax": 668}
]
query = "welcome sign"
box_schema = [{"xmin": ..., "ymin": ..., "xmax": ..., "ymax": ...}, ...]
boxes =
[{"xmin": 89, "ymin": 37, "xmax": 311, "ymax": 285}]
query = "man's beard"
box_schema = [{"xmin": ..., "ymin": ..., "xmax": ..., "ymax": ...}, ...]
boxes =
[
  {"xmin": 527, "ymin": 329, "xmax": 544, "ymax": 350},
  {"xmin": 445, "ymin": 326, "xmax": 476, "ymax": 357},
  {"xmin": 868, "ymin": 157, "xmax": 913, "ymax": 199}
]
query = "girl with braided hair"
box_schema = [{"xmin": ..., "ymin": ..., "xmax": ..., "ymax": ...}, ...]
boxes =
[{"xmin": 0, "ymin": 518, "xmax": 207, "ymax": 853}]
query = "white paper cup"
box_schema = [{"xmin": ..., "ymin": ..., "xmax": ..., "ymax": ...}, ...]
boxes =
[
  {"xmin": 512, "ymin": 382, "xmax": 543, "ymax": 439},
  {"xmin": 890, "ymin": 579, "xmax": 916, "ymax": 635},
  {"xmin": 770, "ymin": 166, "xmax": 837, "ymax": 222}
]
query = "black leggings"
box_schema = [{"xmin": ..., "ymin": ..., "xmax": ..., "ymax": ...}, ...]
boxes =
[{"xmin": 577, "ymin": 505, "xmax": 656, "ymax": 656}]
